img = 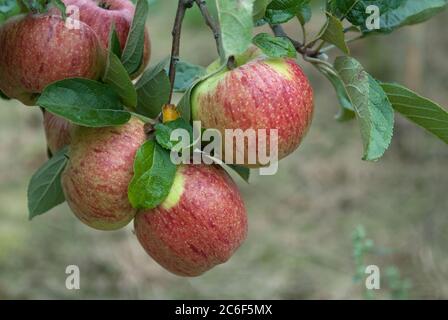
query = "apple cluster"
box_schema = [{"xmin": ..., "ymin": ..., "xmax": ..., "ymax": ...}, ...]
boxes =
[{"xmin": 0, "ymin": 0, "xmax": 315, "ymax": 277}]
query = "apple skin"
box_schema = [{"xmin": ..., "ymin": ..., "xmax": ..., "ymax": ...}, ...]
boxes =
[
  {"xmin": 0, "ymin": 14, "xmax": 105, "ymax": 105},
  {"xmin": 62, "ymin": 0, "xmax": 151, "ymax": 78},
  {"xmin": 62, "ymin": 117, "xmax": 146, "ymax": 231},
  {"xmin": 191, "ymin": 47, "xmax": 314, "ymax": 167},
  {"xmin": 134, "ymin": 164, "xmax": 248, "ymax": 277},
  {"xmin": 43, "ymin": 112, "xmax": 72, "ymax": 154}
]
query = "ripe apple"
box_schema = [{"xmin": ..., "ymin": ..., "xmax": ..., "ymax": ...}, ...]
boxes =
[
  {"xmin": 134, "ymin": 164, "xmax": 248, "ymax": 277},
  {"xmin": 0, "ymin": 14, "xmax": 105, "ymax": 105},
  {"xmin": 191, "ymin": 47, "xmax": 314, "ymax": 167},
  {"xmin": 43, "ymin": 111, "xmax": 72, "ymax": 154},
  {"xmin": 62, "ymin": 117, "xmax": 146, "ymax": 231},
  {"xmin": 62, "ymin": 0, "xmax": 151, "ymax": 77}
]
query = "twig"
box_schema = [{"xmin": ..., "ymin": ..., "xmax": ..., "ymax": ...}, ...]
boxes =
[
  {"xmin": 168, "ymin": 0, "xmax": 194, "ymax": 105},
  {"xmin": 194, "ymin": 0, "xmax": 223, "ymax": 60},
  {"xmin": 320, "ymin": 34, "xmax": 364, "ymax": 54},
  {"xmin": 270, "ymin": 24, "xmax": 320, "ymax": 58}
]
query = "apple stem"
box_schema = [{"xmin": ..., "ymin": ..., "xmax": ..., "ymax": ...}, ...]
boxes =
[
  {"xmin": 167, "ymin": 0, "xmax": 194, "ymax": 105},
  {"xmin": 194, "ymin": 0, "xmax": 223, "ymax": 62}
]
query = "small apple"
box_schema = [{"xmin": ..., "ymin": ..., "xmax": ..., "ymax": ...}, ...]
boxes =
[
  {"xmin": 0, "ymin": 14, "xmax": 105, "ymax": 105},
  {"xmin": 134, "ymin": 164, "xmax": 248, "ymax": 277},
  {"xmin": 62, "ymin": 117, "xmax": 146, "ymax": 231},
  {"xmin": 62, "ymin": 0, "xmax": 151, "ymax": 77},
  {"xmin": 191, "ymin": 47, "xmax": 314, "ymax": 167},
  {"xmin": 43, "ymin": 111, "xmax": 72, "ymax": 154}
]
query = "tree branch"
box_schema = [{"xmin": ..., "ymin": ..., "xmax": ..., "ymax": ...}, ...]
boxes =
[
  {"xmin": 168, "ymin": 0, "xmax": 194, "ymax": 105},
  {"xmin": 194, "ymin": 0, "xmax": 223, "ymax": 60},
  {"xmin": 270, "ymin": 24, "xmax": 321, "ymax": 58}
]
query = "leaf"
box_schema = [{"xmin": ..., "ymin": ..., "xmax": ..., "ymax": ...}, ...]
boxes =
[
  {"xmin": 252, "ymin": 33, "xmax": 297, "ymax": 58},
  {"xmin": 128, "ymin": 140, "xmax": 177, "ymax": 209},
  {"xmin": 227, "ymin": 164, "xmax": 250, "ymax": 183},
  {"xmin": 253, "ymin": 0, "xmax": 272, "ymax": 20},
  {"xmin": 135, "ymin": 58, "xmax": 171, "ymax": 119},
  {"xmin": 103, "ymin": 52, "xmax": 137, "ymax": 109},
  {"xmin": 318, "ymin": 12, "xmax": 350, "ymax": 54},
  {"xmin": 313, "ymin": 63, "xmax": 355, "ymax": 121},
  {"xmin": 0, "ymin": 0, "xmax": 21, "ymax": 18},
  {"xmin": 166, "ymin": 60, "xmax": 207, "ymax": 93},
  {"xmin": 28, "ymin": 147, "xmax": 68, "ymax": 220},
  {"xmin": 121, "ymin": 0, "xmax": 149, "ymax": 75},
  {"xmin": 155, "ymin": 118, "xmax": 194, "ymax": 151},
  {"xmin": 297, "ymin": 1, "xmax": 312, "ymax": 25},
  {"xmin": 331, "ymin": 0, "xmax": 448, "ymax": 34},
  {"xmin": 37, "ymin": 78, "xmax": 131, "ymax": 127},
  {"xmin": 264, "ymin": 0, "xmax": 311, "ymax": 24},
  {"xmin": 215, "ymin": 0, "xmax": 254, "ymax": 59},
  {"xmin": 108, "ymin": 24, "xmax": 122, "ymax": 59},
  {"xmin": 382, "ymin": 82, "xmax": 448, "ymax": 144},
  {"xmin": 334, "ymin": 56, "xmax": 394, "ymax": 161}
]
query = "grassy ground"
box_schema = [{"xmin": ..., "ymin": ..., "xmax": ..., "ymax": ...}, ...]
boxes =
[{"xmin": 0, "ymin": 2, "xmax": 447, "ymax": 299}]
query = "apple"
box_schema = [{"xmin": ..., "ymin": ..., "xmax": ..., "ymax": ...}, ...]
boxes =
[
  {"xmin": 62, "ymin": 117, "xmax": 146, "ymax": 231},
  {"xmin": 134, "ymin": 164, "xmax": 248, "ymax": 277},
  {"xmin": 62, "ymin": 0, "xmax": 151, "ymax": 77},
  {"xmin": 43, "ymin": 111, "xmax": 72, "ymax": 154},
  {"xmin": 0, "ymin": 14, "xmax": 105, "ymax": 105},
  {"xmin": 191, "ymin": 47, "xmax": 314, "ymax": 167}
]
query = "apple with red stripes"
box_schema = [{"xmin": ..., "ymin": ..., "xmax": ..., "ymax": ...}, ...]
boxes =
[
  {"xmin": 191, "ymin": 47, "xmax": 314, "ymax": 167},
  {"xmin": 62, "ymin": 117, "xmax": 146, "ymax": 230},
  {"xmin": 134, "ymin": 164, "xmax": 248, "ymax": 277}
]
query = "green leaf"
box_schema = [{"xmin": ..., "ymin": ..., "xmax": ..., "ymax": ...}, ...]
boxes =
[
  {"xmin": 382, "ymin": 82, "xmax": 448, "ymax": 144},
  {"xmin": 313, "ymin": 63, "xmax": 355, "ymax": 121},
  {"xmin": 135, "ymin": 58, "xmax": 171, "ymax": 119},
  {"xmin": 121, "ymin": 0, "xmax": 148, "ymax": 75},
  {"xmin": 253, "ymin": 0, "xmax": 272, "ymax": 20},
  {"xmin": 128, "ymin": 140, "xmax": 177, "ymax": 209},
  {"xmin": 19, "ymin": 0, "xmax": 47, "ymax": 13},
  {"xmin": 264, "ymin": 0, "xmax": 311, "ymax": 24},
  {"xmin": 28, "ymin": 147, "xmax": 68, "ymax": 220},
  {"xmin": 155, "ymin": 118, "xmax": 194, "ymax": 151},
  {"xmin": 227, "ymin": 164, "xmax": 250, "ymax": 183},
  {"xmin": 252, "ymin": 33, "xmax": 297, "ymax": 58},
  {"xmin": 166, "ymin": 60, "xmax": 207, "ymax": 93},
  {"xmin": 37, "ymin": 78, "xmax": 131, "ymax": 127},
  {"xmin": 327, "ymin": 0, "xmax": 358, "ymax": 18},
  {"xmin": 297, "ymin": 2, "xmax": 312, "ymax": 25},
  {"xmin": 0, "ymin": 0, "xmax": 22, "ymax": 18},
  {"xmin": 318, "ymin": 12, "xmax": 350, "ymax": 54},
  {"xmin": 108, "ymin": 24, "xmax": 122, "ymax": 59},
  {"xmin": 103, "ymin": 52, "xmax": 137, "ymax": 109},
  {"xmin": 215, "ymin": 0, "xmax": 254, "ymax": 59},
  {"xmin": 330, "ymin": 0, "xmax": 448, "ymax": 34},
  {"xmin": 334, "ymin": 56, "xmax": 394, "ymax": 161}
]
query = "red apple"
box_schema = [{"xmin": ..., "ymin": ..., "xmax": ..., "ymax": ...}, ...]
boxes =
[
  {"xmin": 62, "ymin": 117, "xmax": 146, "ymax": 230},
  {"xmin": 134, "ymin": 164, "xmax": 248, "ymax": 277},
  {"xmin": 191, "ymin": 47, "xmax": 314, "ymax": 167},
  {"xmin": 43, "ymin": 111, "xmax": 72, "ymax": 154},
  {"xmin": 0, "ymin": 14, "xmax": 105, "ymax": 105},
  {"xmin": 62, "ymin": 0, "xmax": 151, "ymax": 78}
]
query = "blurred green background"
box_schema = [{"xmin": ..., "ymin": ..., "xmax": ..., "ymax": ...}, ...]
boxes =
[{"xmin": 0, "ymin": 1, "xmax": 447, "ymax": 299}]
